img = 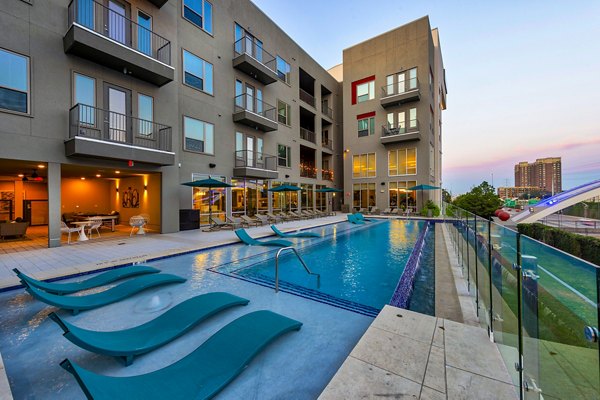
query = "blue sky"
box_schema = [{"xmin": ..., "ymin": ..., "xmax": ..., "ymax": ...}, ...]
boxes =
[{"xmin": 253, "ymin": 0, "xmax": 600, "ymax": 194}]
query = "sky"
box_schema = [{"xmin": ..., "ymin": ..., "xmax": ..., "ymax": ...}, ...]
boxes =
[{"xmin": 252, "ymin": 0, "xmax": 600, "ymax": 195}]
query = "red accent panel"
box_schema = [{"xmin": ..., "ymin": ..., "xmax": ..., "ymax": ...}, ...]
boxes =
[
  {"xmin": 356, "ymin": 111, "xmax": 376, "ymax": 120},
  {"xmin": 351, "ymin": 75, "xmax": 376, "ymax": 105}
]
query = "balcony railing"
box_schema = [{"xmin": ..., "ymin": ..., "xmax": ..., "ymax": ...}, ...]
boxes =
[
  {"xmin": 322, "ymin": 138, "xmax": 333, "ymax": 150},
  {"xmin": 322, "ymin": 169, "xmax": 334, "ymax": 181},
  {"xmin": 322, "ymin": 102, "xmax": 333, "ymax": 119},
  {"xmin": 381, "ymin": 121, "xmax": 419, "ymax": 137},
  {"xmin": 381, "ymin": 78, "xmax": 419, "ymax": 97},
  {"xmin": 67, "ymin": 0, "xmax": 171, "ymax": 65},
  {"xmin": 300, "ymin": 127, "xmax": 316, "ymax": 143},
  {"xmin": 233, "ymin": 37, "xmax": 277, "ymax": 72},
  {"xmin": 234, "ymin": 94, "xmax": 277, "ymax": 122},
  {"xmin": 235, "ymin": 150, "xmax": 277, "ymax": 171},
  {"xmin": 69, "ymin": 104, "xmax": 172, "ymax": 151},
  {"xmin": 299, "ymin": 88, "xmax": 316, "ymax": 107},
  {"xmin": 300, "ymin": 164, "xmax": 317, "ymax": 179}
]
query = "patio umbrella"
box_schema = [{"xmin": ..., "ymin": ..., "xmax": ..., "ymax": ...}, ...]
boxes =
[
  {"xmin": 407, "ymin": 184, "xmax": 441, "ymax": 211},
  {"xmin": 182, "ymin": 177, "xmax": 233, "ymax": 229},
  {"xmin": 315, "ymin": 187, "xmax": 343, "ymax": 214},
  {"xmin": 268, "ymin": 184, "xmax": 302, "ymax": 212}
]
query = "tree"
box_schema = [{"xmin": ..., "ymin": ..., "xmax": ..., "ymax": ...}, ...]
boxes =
[
  {"xmin": 442, "ymin": 189, "xmax": 452, "ymax": 203},
  {"xmin": 453, "ymin": 181, "xmax": 502, "ymax": 219}
]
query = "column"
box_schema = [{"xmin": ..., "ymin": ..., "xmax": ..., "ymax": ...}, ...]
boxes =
[{"xmin": 47, "ymin": 162, "xmax": 61, "ymax": 248}]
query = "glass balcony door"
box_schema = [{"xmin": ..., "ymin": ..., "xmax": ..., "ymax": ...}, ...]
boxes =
[
  {"xmin": 106, "ymin": 0, "xmax": 129, "ymax": 45},
  {"xmin": 137, "ymin": 11, "xmax": 152, "ymax": 56},
  {"xmin": 104, "ymin": 83, "xmax": 131, "ymax": 143}
]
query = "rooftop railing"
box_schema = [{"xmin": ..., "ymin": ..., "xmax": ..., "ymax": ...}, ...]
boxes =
[
  {"xmin": 381, "ymin": 121, "xmax": 419, "ymax": 137},
  {"xmin": 69, "ymin": 104, "xmax": 172, "ymax": 151},
  {"xmin": 235, "ymin": 150, "xmax": 277, "ymax": 171},
  {"xmin": 234, "ymin": 94, "xmax": 277, "ymax": 122},
  {"xmin": 381, "ymin": 78, "xmax": 419, "ymax": 98},
  {"xmin": 233, "ymin": 37, "xmax": 277, "ymax": 72},
  {"xmin": 68, "ymin": 0, "xmax": 171, "ymax": 65},
  {"xmin": 442, "ymin": 202, "xmax": 600, "ymax": 399}
]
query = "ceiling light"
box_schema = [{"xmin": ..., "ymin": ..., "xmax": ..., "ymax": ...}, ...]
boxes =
[
  {"xmin": 115, "ymin": 170, "xmax": 121, "ymax": 174},
  {"xmin": 96, "ymin": 174, "xmax": 101, "ymax": 178},
  {"xmin": 17, "ymin": 174, "xmax": 24, "ymax": 178},
  {"xmin": 37, "ymin": 164, "xmax": 45, "ymax": 168},
  {"xmin": 81, "ymin": 177, "xmax": 86, "ymax": 180}
]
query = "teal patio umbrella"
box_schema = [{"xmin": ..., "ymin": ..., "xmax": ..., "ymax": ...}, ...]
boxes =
[
  {"xmin": 182, "ymin": 177, "xmax": 233, "ymax": 228},
  {"xmin": 407, "ymin": 184, "xmax": 441, "ymax": 211},
  {"xmin": 268, "ymin": 184, "xmax": 302, "ymax": 212},
  {"xmin": 315, "ymin": 187, "xmax": 343, "ymax": 214}
]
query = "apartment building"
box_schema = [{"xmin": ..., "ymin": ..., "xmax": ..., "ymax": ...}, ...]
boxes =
[
  {"xmin": 514, "ymin": 157, "xmax": 562, "ymax": 194},
  {"xmin": 0, "ymin": 0, "xmax": 343, "ymax": 247},
  {"xmin": 336, "ymin": 17, "xmax": 447, "ymax": 213},
  {"xmin": 497, "ymin": 186, "xmax": 541, "ymax": 199}
]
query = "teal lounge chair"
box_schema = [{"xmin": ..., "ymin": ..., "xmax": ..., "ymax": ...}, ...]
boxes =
[
  {"xmin": 13, "ymin": 265, "xmax": 159, "ymax": 295},
  {"xmin": 354, "ymin": 213, "xmax": 374, "ymax": 222},
  {"xmin": 49, "ymin": 292, "xmax": 249, "ymax": 365},
  {"xmin": 347, "ymin": 214, "xmax": 365, "ymax": 225},
  {"xmin": 235, "ymin": 229, "xmax": 293, "ymax": 247},
  {"xmin": 62, "ymin": 310, "xmax": 302, "ymax": 400},
  {"xmin": 23, "ymin": 274, "xmax": 186, "ymax": 315},
  {"xmin": 270, "ymin": 225, "xmax": 320, "ymax": 238}
]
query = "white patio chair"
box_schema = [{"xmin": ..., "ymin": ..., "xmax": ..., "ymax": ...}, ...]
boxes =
[
  {"xmin": 129, "ymin": 216, "xmax": 147, "ymax": 236},
  {"xmin": 60, "ymin": 221, "xmax": 81, "ymax": 244},
  {"xmin": 87, "ymin": 217, "xmax": 103, "ymax": 238}
]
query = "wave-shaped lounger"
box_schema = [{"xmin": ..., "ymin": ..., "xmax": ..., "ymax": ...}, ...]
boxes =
[
  {"xmin": 61, "ymin": 310, "xmax": 302, "ymax": 399},
  {"xmin": 23, "ymin": 274, "xmax": 186, "ymax": 315},
  {"xmin": 354, "ymin": 213, "xmax": 374, "ymax": 222},
  {"xmin": 13, "ymin": 265, "xmax": 159, "ymax": 295},
  {"xmin": 49, "ymin": 292, "xmax": 249, "ymax": 365},
  {"xmin": 270, "ymin": 225, "xmax": 320, "ymax": 238},
  {"xmin": 235, "ymin": 228, "xmax": 293, "ymax": 247},
  {"xmin": 347, "ymin": 214, "xmax": 365, "ymax": 224}
]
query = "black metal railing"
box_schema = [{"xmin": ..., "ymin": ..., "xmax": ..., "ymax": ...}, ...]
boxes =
[
  {"xmin": 322, "ymin": 169, "xmax": 334, "ymax": 181},
  {"xmin": 381, "ymin": 78, "xmax": 419, "ymax": 97},
  {"xmin": 300, "ymin": 127, "xmax": 316, "ymax": 143},
  {"xmin": 299, "ymin": 88, "xmax": 316, "ymax": 107},
  {"xmin": 381, "ymin": 121, "xmax": 419, "ymax": 137},
  {"xmin": 68, "ymin": 0, "xmax": 171, "ymax": 65},
  {"xmin": 322, "ymin": 137, "xmax": 333, "ymax": 150},
  {"xmin": 322, "ymin": 101, "xmax": 333, "ymax": 119},
  {"xmin": 233, "ymin": 37, "xmax": 277, "ymax": 72},
  {"xmin": 300, "ymin": 164, "xmax": 317, "ymax": 178},
  {"xmin": 69, "ymin": 104, "xmax": 172, "ymax": 151},
  {"xmin": 235, "ymin": 150, "xmax": 277, "ymax": 171},
  {"xmin": 234, "ymin": 94, "xmax": 277, "ymax": 122}
]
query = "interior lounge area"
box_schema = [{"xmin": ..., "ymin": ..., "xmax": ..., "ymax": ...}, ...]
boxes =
[{"xmin": 0, "ymin": 159, "xmax": 161, "ymax": 253}]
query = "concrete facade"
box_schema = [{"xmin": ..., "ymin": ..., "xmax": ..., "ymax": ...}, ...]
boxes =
[{"xmin": 336, "ymin": 17, "xmax": 447, "ymax": 213}]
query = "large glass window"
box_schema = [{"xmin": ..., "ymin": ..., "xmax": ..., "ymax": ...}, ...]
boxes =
[
  {"xmin": 183, "ymin": 49, "xmax": 213, "ymax": 95},
  {"xmin": 138, "ymin": 94, "xmax": 153, "ymax": 135},
  {"xmin": 191, "ymin": 173, "xmax": 225, "ymax": 225},
  {"xmin": 389, "ymin": 180, "xmax": 417, "ymax": 210},
  {"xmin": 301, "ymin": 183, "xmax": 314, "ymax": 210},
  {"xmin": 278, "ymin": 144, "xmax": 291, "ymax": 167},
  {"xmin": 388, "ymin": 148, "xmax": 417, "ymax": 176},
  {"xmin": 356, "ymin": 80, "xmax": 375, "ymax": 103},
  {"xmin": 137, "ymin": 11, "xmax": 152, "ymax": 56},
  {"xmin": 277, "ymin": 100, "xmax": 290, "ymax": 125},
  {"xmin": 357, "ymin": 116, "xmax": 375, "ymax": 137},
  {"xmin": 74, "ymin": 73, "xmax": 95, "ymax": 124},
  {"xmin": 184, "ymin": 116, "xmax": 214, "ymax": 154},
  {"xmin": 352, "ymin": 153, "xmax": 376, "ymax": 178},
  {"xmin": 408, "ymin": 68, "xmax": 417, "ymax": 89},
  {"xmin": 409, "ymin": 108, "xmax": 417, "ymax": 128},
  {"xmin": 0, "ymin": 49, "xmax": 29, "ymax": 113},
  {"xmin": 183, "ymin": 0, "xmax": 213, "ymax": 34},
  {"xmin": 352, "ymin": 183, "xmax": 376, "ymax": 209},
  {"xmin": 276, "ymin": 56, "xmax": 290, "ymax": 83}
]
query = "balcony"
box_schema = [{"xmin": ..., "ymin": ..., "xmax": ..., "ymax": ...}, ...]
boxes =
[
  {"xmin": 322, "ymin": 137, "xmax": 333, "ymax": 152},
  {"xmin": 233, "ymin": 37, "xmax": 278, "ymax": 85},
  {"xmin": 322, "ymin": 169, "xmax": 334, "ymax": 181},
  {"xmin": 300, "ymin": 127, "xmax": 316, "ymax": 144},
  {"xmin": 233, "ymin": 94, "xmax": 278, "ymax": 132},
  {"xmin": 65, "ymin": 104, "xmax": 174, "ymax": 165},
  {"xmin": 322, "ymin": 101, "xmax": 333, "ymax": 120},
  {"xmin": 147, "ymin": 0, "xmax": 168, "ymax": 7},
  {"xmin": 233, "ymin": 150, "xmax": 278, "ymax": 179},
  {"xmin": 64, "ymin": 0, "xmax": 173, "ymax": 87},
  {"xmin": 299, "ymin": 88, "xmax": 316, "ymax": 108},
  {"xmin": 380, "ymin": 80, "xmax": 420, "ymax": 108},
  {"xmin": 300, "ymin": 164, "xmax": 317, "ymax": 179},
  {"xmin": 380, "ymin": 122, "xmax": 421, "ymax": 145}
]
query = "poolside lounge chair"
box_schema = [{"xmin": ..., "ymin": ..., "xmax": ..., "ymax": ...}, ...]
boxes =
[
  {"xmin": 227, "ymin": 216, "xmax": 246, "ymax": 227},
  {"xmin": 301, "ymin": 210, "xmax": 316, "ymax": 218},
  {"xmin": 241, "ymin": 215, "xmax": 262, "ymax": 227},
  {"xmin": 13, "ymin": 265, "xmax": 159, "ymax": 295},
  {"xmin": 23, "ymin": 274, "xmax": 186, "ymax": 315},
  {"xmin": 235, "ymin": 229, "xmax": 292, "ymax": 247},
  {"xmin": 278, "ymin": 212, "xmax": 296, "ymax": 221},
  {"xmin": 61, "ymin": 310, "xmax": 302, "ymax": 400},
  {"xmin": 49, "ymin": 292, "xmax": 249, "ymax": 366},
  {"xmin": 266, "ymin": 213, "xmax": 283, "ymax": 223},
  {"xmin": 382, "ymin": 208, "xmax": 392, "ymax": 215},
  {"xmin": 210, "ymin": 217, "xmax": 239, "ymax": 230},
  {"xmin": 368, "ymin": 207, "xmax": 380, "ymax": 215},
  {"xmin": 271, "ymin": 225, "xmax": 320, "ymax": 238},
  {"xmin": 255, "ymin": 214, "xmax": 274, "ymax": 225},
  {"xmin": 347, "ymin": 214, "xmax": 365, "ymax": 225},
  {"xmin": 358, "ymin": 208, "xmax": 368, "ymax": 214},
  {"xmin": 289, "ymin": 211, "xmax": 309, "ymax": 220}
]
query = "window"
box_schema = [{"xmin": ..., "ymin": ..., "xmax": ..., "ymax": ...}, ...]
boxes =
[
  {"xmin": 386, "ymin": 111, "xmax": 407, "ymax": 134},
  {"xmin": 352, "ymin": 153, "xmax": 376, "ymax": 178},
  {"xmin": 73, "ymin": 73, "xmax": 95, "ymax": 124},
  {"xmin": 408, "ymin": 68, "xmax": 417, "ymax": 90},
  {"xmin": 138, "ymin": 94, "xmax": 153, "ymax": 135},
  {"xmin": 278, "ymin": 144, "xmax": 291, "ymax": 167},
  {"xmin": 389, "ymin": 180, "xmax": 417, "ymax": 209},
  {"xmin": 183, "ymin": 0, "xmax": 213, "ymax": 34},
  {"xmin": 388, "ymin": 148, "xmax": 417, "ymax": 176},
  {"xmin": 357, "ymin": 116, "xmax": 375, "ymax": 137},
  {"xmin": 277, "ymin": 100, "xmax": 290, "ymax": 125},
  {"xmin": 183, "ymin": 50, "xmax": 213, "ymax": 95},
  {"xmin": 351, "ymin": 76, "xmax": 375, "ymax": 105},
  {"xmin": 0, "ymin": 48, "xmax": 29, "ymax": 113},
  {"xmin": 137, "ymin": 11, "xmax": 152, "ymax": 56},
  {"xmin": 235, "ymin": 24, "xmax": 262, "ymax": 61},
  {"xmin": 353, "ymin": 183, "xmax": 376, "ymax": 209},
  {"xmin": 409, "ymin": 108, "xmax": 417, "ymax": 128},
  {"xmin": 276, "ymin": 56, "xmax": 290, "ymax": 83},
  {"xmin": 385, "ymin": 68, "xmax": 417, "ymax": 95},
  {"xmin": 184, "ymin": 116, "xmax": 214, "ymax": 154}
]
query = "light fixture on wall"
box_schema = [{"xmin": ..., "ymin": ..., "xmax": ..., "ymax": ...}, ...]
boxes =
[
  {"xmin": 285, "ymin": 174, "xmax": 290, "ymax": 178},
  {"xmin": 116, "ymin": 188, "xmax": 119, "ymax": 193},
  {"xmin": 209, "ymin": 163, "xmax": 216, "ymax": 168},
  {"xmin": 144, "ymin": 185, "xmax": 148, "ymax": 191}
]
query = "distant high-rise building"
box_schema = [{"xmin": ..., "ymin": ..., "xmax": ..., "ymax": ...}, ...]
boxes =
[{"xmin": 514, "ymin": 157, "xmax": 562, "ymax": 194}]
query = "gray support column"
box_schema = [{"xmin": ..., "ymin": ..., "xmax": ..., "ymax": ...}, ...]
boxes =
[
  {"xmin": 161, "ymin": 165, "xmax": 179, "ymax": 233},
  {"xmin": 47, "ymin": 162, "xmax": 61, "ymax": 248}
]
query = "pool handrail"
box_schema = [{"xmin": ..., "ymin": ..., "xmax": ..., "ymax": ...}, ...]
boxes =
[{"xmin": 275, "ymin": 246, "xmax": 320, "ymax": 292}]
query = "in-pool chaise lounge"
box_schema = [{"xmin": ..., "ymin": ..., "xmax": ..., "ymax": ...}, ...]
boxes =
[
  {"xmin": 234, "ymin": 229, "xmax": 293, "ymax": 247},
  {"xmin": 49, "ymin": 292, "xmax": 249, "ymax": 365},
  {"xmin": 347, "ymin": 214, "xmax": 365, "ymax": 225},
  {"xmin": 23, "ymin": 274, "xmax": 186, "ymax": 315},
  {"xmin": 13, "ymin": 265, "xmax": 160, "ymax": 295},
  {"xmin": 354, "ymin": 213, "xmax": 374, "ymax": 222},
  {"xmin": 61, "ymin": 310, "xmax": 302, "ymax": 400},
  {"xmin": 270, "ymin": 225, "xmax": 320, "ymax": 238}
]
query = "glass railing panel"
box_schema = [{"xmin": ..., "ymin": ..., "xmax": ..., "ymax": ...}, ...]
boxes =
[
  {"xmin": 475, "ymin": 215, "xmax": 492, "ymax": 332},
  {"xmin": 520, "ymin": 235, "xmax": 599, "ymax": 399}
]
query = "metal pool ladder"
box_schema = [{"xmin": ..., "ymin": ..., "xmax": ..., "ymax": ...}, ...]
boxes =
[{"xmin": 274, "ymin": 246, "xmax": 320, "ymax": 293}]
